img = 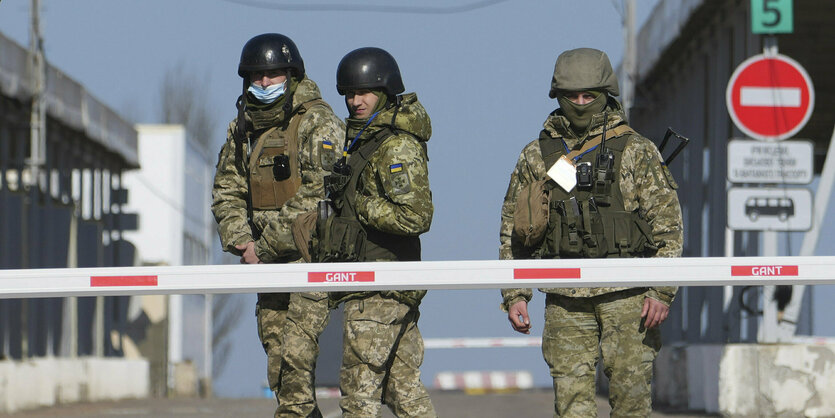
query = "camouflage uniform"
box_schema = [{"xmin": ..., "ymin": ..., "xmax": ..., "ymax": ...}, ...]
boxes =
[
  {"xmin": 327, "ymin": 93, "xmax": 436, "ymax": 417},
  {"xmin": 212, "ymin": 76, "xmax": 344, "ymax": 417},
  {"xmin": 499, "ymin": 101, "xmax": 683, "ymax": 417}
]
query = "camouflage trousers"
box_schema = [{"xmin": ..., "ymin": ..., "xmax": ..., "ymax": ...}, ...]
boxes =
[
  {"xmin": 339, "ymin": 293, "xmax": 436, "ymax": 418},
  {"xmin": 257, "ymin": 292, "xmax": 330, "ymax": 418},
  {"xmin": 542, "ymin": 289, "xmax": 661, "ymax": 418}
]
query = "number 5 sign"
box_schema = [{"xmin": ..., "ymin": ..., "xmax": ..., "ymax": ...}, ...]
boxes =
[{"xmin": 752, "ymin": 0, "xmax": 793, "ymax": 34}]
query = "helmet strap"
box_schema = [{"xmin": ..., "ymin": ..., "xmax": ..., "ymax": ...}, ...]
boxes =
[
  {"xmin": 282, "ymin": 75, "xmax": 294, "ymax": 115},
  {"xmin": 233, "ymin": 79, "xmax": 249, "ymax": 171}
]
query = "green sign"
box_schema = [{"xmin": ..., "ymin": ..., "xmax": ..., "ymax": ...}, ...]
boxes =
[{"xmin": 751, "ymin": 0, "xmax": 793, "ymax": 34}]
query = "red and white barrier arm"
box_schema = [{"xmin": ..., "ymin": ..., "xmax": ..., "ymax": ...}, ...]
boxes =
[
  {"xmin": 0, "ymin": 256, "xmax": 833, "ymax": 299},
  {"xmin": 424, "ymin": 337, "xmax": 542, "ymax": 349}
]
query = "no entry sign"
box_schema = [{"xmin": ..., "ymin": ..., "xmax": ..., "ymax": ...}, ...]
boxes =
[{"xmin": 726, "ymin": 53, "xmax": 814, "ymax": 141}]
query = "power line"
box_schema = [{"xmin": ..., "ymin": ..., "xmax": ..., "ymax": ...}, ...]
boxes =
[{"xmin": 218, "ymin": 0, "xmax": 511, "ymax": 14}]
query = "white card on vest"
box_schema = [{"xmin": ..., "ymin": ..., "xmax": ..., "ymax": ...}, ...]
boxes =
[{"xmin": 546, "ymin": 155, "xmax": 577, "ymax": 192}]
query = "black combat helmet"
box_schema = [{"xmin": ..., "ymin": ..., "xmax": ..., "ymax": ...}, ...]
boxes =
[
  {"xmin": 336, "ymin": 47, "xmax": 404, "ymax": 96},
  {"xmin": 238, "ymin": 33, "xmax": 305, "ymax": 78}
]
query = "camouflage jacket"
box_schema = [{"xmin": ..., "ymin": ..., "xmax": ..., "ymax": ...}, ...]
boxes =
[
  {"xmin": 333, "ymin": 93, "xmax": 433, "ymax": 308},
  {"xmin": 347, "ymin": 92, "xmax": 433, "ymax": 237},
  {"xmin": 500, "ymin": 101, "xmax": 683, "ymax": 310},
  {"xmin": 211, "ymin": 77, "xmax": 345, "ymax": 263}
]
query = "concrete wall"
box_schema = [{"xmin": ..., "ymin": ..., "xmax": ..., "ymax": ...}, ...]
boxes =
[
  {"xmin": 0, "ymin": 357, "xmax": 149, "ymax": 413},
  {"xmin": 720, "ymin": 344, "xmax": 835, "ymax": 417},
  {"xmin": 653, "ymin": 343, "xmax": 835, "ymax": 416}
]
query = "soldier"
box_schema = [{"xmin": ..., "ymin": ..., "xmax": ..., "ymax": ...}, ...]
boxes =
[
  {"xmin": 317, "ymin": 47, "xmax": 436, "ymax": 417},
  {"xmin": 211, "ymin": 33, "xmax": 344, "ymax": 418},
  {"xmin": 499, "ymin": 48, "xmax": 683, "ymax": 417}
]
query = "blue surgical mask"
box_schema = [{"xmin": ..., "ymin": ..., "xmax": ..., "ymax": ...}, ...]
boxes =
[{"xmin": 248, "ymin": 81, "xmax": 286, "ymax": 104}]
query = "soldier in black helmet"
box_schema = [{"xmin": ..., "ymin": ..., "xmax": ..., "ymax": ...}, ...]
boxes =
[
  {"xmin": 211, "ymin": 33, "xmax": 344, "ymax": 417},
  {"xmin": 317, "ymin": 47, "xmax": 436, "ymax": 417}
]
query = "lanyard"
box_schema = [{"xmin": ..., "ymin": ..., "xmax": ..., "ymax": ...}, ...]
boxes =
[
  {"xmin": 343, "ymin": 111, "xmax": 380, "ymax": 157},
  {"xmin": 561, "ymin": 139, "xmax": 599, "ymax": 162}
]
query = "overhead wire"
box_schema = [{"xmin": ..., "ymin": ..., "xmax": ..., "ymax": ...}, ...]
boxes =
[{"xmin": 217, "ymin": 0, "xmax": 511, "ymax": 14}]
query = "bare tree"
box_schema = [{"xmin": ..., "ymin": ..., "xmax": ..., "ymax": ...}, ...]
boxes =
[{"xmin": 159, "ymin": 62, "xmax": 215, "ymax": 150}]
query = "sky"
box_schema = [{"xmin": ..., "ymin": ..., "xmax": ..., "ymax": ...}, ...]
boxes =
[{"xmin": 2, "ymin": 0, "xmax": 834, "ymax": 398}]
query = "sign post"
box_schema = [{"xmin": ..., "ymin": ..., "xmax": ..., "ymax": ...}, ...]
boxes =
[{"xmin": 726, "ymin": 53, "xmax": 814, "ymax": 142}]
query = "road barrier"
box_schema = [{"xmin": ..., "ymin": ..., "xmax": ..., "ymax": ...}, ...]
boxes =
[{"xmin": 1, "ymin": 256, "xmax": 834, "ymax": 299}]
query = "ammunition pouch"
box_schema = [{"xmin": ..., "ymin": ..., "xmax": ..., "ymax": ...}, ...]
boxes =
[
  {"xmin": 606, "ymin": 209, "xmax": 658, "ymax": 257},
  {"xmin": 317, "ymin": 215, "xmax": 367, "ymax": 262},
  {"xmin": 542, "ymin": 199, "xmax": 657, "ymax": 259}
]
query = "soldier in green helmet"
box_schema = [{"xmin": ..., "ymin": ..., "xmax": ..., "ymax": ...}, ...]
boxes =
[
  {"xmin": 314, "ymin": 46, "xmax": 436, "ymax": 417},
  {"xmin": 211, "ymin": 33, "xmax": 344, "ymax": 418},
  {"xmin": 499, "ymin": 48, "xmax": 683, "ymax": 417}
]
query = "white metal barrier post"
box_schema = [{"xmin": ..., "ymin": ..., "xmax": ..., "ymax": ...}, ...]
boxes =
[{"xmin": 1, "ymin": 256, "xmax": 834, "ymax": 298}]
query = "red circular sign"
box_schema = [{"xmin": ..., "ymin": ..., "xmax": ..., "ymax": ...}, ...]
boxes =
[{"xmin": 726, "ymin": 54, "xmax": 814, "ymax": 141}]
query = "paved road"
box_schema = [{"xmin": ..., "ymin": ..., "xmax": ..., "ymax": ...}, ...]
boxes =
[{"xmin": 0, "ymin": 390, "xmax": 714, "ymax": 417}]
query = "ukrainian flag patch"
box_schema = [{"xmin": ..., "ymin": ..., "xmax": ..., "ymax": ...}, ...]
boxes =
[
  {"xmin": 322, "ymin": 140, "xmax": 333, "ymax": 150},
  {"xmin": 389, "ymin": 163, "xmax": 403, "ymax": 173}
]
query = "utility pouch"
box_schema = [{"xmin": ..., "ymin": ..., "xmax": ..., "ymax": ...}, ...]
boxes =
[
  {"xmin": 291, "ymin": 210, "xmax": 318, "ymax": 263},
  {"xmin": 512, "ymin": 179, "xmax": 551, "ymax": 248},
  {"xmin": 317, "ymin": 215, "xmax": 367, "ymax": 262},
  {"xmin": 603, "ymin": 210, "xmax": 658, "ymax": 257}
]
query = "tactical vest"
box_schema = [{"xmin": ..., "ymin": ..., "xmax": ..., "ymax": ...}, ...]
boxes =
[
  {"xmin": 247, "ymin": 99, "xmax": 329, "ymax": 210},
  {"xmin": 321, "ymin": 128, "xmax": 421, "ymax": 262},
  {"xmin": 537, "ymin": 124, "xmax": 658, "ymax": 259}
]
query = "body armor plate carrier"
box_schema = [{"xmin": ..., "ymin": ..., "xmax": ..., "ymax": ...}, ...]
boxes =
[{"xmin": 536, "ymin": 124, "xmax": 658, "ymax": 259}]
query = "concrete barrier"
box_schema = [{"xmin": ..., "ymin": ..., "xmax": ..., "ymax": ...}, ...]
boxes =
[
  {"xmin": 0, "ymin": 357, "xmax": 149, "ymax": 413},
  {"xmin": 720, "ymin": 344, "xmax": 835, "ymax": 417}
]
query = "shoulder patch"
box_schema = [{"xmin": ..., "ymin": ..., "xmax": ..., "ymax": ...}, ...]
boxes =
[
  {"xmin": 320, "ymin": 140, "xmax": 338, "ymax": 171},
  {"xmin": 388, "ymin": 162, "xmax": 411, "ymax": 195}
]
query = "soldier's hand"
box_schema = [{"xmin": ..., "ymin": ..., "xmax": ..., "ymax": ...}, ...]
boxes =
[
  {"xmin": 235, "ymin": 241, "xmax": 262, "ymax": 264},
  {"xmin": 508, "ymin": 300, "xmax": 531, "ymax": 334},
  {"xmin": 641, "ymin": 297, "xmax": 669, "ymax": 329}
]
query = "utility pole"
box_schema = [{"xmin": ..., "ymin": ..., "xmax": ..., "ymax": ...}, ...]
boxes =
[
  {"xmin": 23, "ymin": 0, "xmax": 48, "ymax": 359},
  {"xmin": 622, "ymin": 0, "xmax": 636, "ymax": 121},
  {"xmin": 28, "ymin": 0, "xmax": 46, "ymax": 185}
]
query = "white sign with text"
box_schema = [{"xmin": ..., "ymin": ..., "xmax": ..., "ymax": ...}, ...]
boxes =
[{"xmin": 728, "ymin": 139, "xmax": 813, "ymax": 184}]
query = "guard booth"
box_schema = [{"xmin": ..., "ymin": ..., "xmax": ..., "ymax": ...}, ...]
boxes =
[
  {"xmin": 624, "ymin": 0, "xmax": 835, "ymax": 414},
  {"xmin": 0, "ymin": 30, "xmax": 139, "ymax": 360}
]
